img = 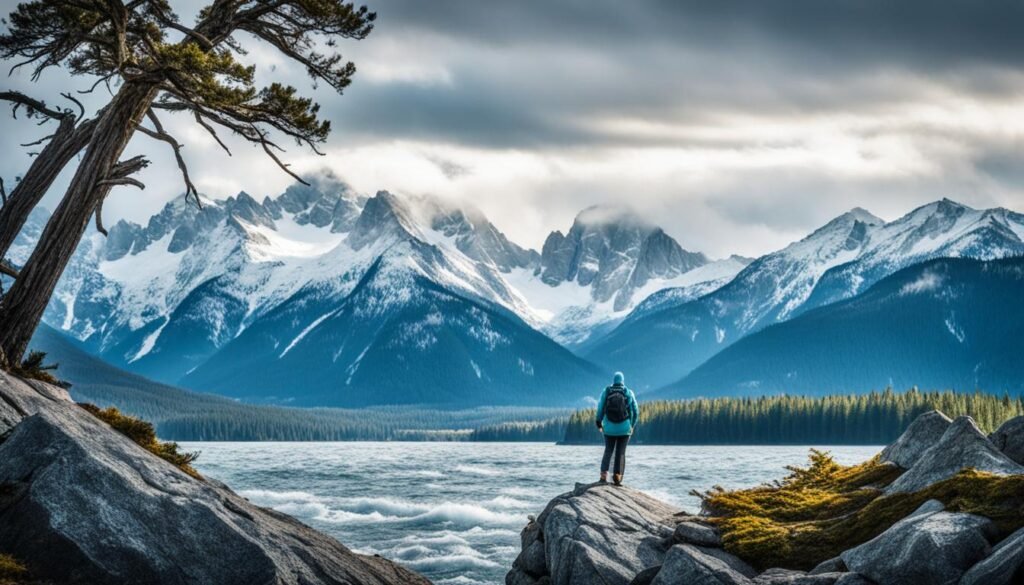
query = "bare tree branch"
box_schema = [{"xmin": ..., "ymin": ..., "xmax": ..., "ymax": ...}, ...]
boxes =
[
  {"xmin": 0, "ymin": 259, "xmax": 17, "ymax": 279},
  {"xmin": 60, "ymin": 92, "xmax": 85, "ymax": 119},
  {"xmin": 97, "ymin": 177, "xmax": 146, "ymax": 189},
  {"xmin": 0, "ymin": 90, "xmax": 70, "ymax": 121},
  {"xmin": 78, "ymin": 72, "xmax": 117, "ymax": 95},
  {"xmin": 93, "ymin": 154, "xmax": 151, "ymax": 237},
  {"xmin": 94, "ymin": 197, "xmax": 108, "ymax": 236},
  {"xmin": 19, "ymin": 133, "xmax": 56, "ymax": 148},
  {"xmin": 146, "ymin": 0, "xmax": 214, "ymax": 50},
  {"xmin": 194, "ymin": 111, "xmax": 232, "ymax": 155},
  {"xmin": 0, "ymin": 178, "xmax": 6, "ymax": 207},
  {"xmin": 137, "ymin": 108, "xmax": 200, "ymax": 206}
]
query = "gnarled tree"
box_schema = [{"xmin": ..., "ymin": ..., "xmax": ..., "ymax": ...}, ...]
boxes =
[
  {"xmin": 0, "ymin": 91, "xmax": 101, "ymax": 267},
  {"xmin": 0, "ymin": 0, "xmax": 374, "ymax": 363}
]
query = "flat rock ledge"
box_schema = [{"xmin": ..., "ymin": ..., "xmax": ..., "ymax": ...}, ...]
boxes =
[{"xmin": 0, "ymin": 371, "xmax": 428, "ymax": 585}]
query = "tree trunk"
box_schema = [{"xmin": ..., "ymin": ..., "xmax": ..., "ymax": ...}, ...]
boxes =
[
  {"xmin": 0, "ymin": 81, "xmax": 159, "ymax": 363},
  {"xmin": 0, "ymin": 115, "xmax": 98, "ymax": 263}
]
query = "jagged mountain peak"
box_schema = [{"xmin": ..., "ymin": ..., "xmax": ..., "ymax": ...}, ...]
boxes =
[
  {"xmin": 845, "ymin": 206, "xmax": 885, "ymax": 224},
  {"xmin": 800, "ymin": 206, "xmax": 882, "ymax": 242},
  {"xmin": 572, "ymin": 204, "xmax": 652, "ymax": 229},
  {"xmin": 346, "ymin": 190, "xmax": 420, "ymax": 250},
  {"xmin": 536, "ymin": 205, "xmax": 710, "ymax": 317}
]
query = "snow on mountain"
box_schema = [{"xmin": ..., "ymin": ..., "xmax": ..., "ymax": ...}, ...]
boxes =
[
  {"xmin": 586, "ymin": 199, "xmax": 1024, "ymax": 391},
  {"xmin": 663, "ymin": 256, "xmax": 1024, "ymax": 398},
  {"xmin": 180, "ymin": 238, "xmax": 602, "ymax": 406},
  {"xmin": 516, "ymin": 205, "xmax": 728, "ymax": 346},
  {"xmin": 802, "ymin": 199, "xmax": 1024, "ymax": 312},
  {"xmin": 23, "ymin": 174, "xmax": 730, "ymax": 405}
]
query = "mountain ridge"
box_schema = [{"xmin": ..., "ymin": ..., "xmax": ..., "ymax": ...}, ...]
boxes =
[
  {"xmin": 585, "ymin": 199, "xmax": 1024, "ymax": 390},
  {"xmin": 661, "ymin": 256, "xmax": 1024, "ymax": 398}
]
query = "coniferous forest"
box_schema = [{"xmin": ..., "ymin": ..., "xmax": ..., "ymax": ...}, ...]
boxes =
[{"xmin": 560, "ymin": 389, "xmax": 1024, "ymax": 444}]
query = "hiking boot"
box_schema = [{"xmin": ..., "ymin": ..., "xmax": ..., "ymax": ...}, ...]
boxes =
[
  {"xmin": 599, "ymin": 472, "xmax": 608, "ymax": 483},
  {"xmin": 613, "ymin": 474, "xmax": 623, "ymax": 486}
]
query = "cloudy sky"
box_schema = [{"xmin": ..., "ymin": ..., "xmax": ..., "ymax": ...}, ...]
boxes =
[{"xmin": 3, "ymin": 0, "xmax": 1024, "ymax": 257}]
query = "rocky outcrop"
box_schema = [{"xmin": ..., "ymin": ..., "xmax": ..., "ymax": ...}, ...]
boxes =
[
  {"xmin": 507, "ymin": 482, "xmax": 680, "ymax": 585},
  {"xmin": 841, "ymin": 500, "xmax": 996, "ymax": 585},
  {"xmin": 505, "ymin": 484, "xmax": 869, "ymax": 585},
  {"xmin": 673, "ymin": 518, "xmax": 722, "ymax": 548},
  {"xmin": 886, "ymin": 416, "xmax": 1024, "ymax": 493},
  {"xmin": 959, "ymin": 525, "xmax": 1024, "ymax": 585},
  {"xmin": 0, "ymin": 371, "xmax": 426, "ymax": 585},
  {"xmin": 509, "ymin": 410, "xmax": 1024, "ymax": 585},
  {"xmin": 879, "ymin": 410, "xmax": 952, "ymax": 469},
  {"xmin": 989, "ymin": 415, "xmax": 1024, "ymax": 466},
  {"xmin": 751, "ymin": 568, "xmax": 870, "ymax": 584},
  {"xmin": 650, "ymin": 544, "xmax": 756, "ymax": 585}
]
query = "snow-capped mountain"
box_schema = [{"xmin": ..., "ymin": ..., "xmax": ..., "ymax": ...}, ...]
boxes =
[
  {"xmin": 801, "ymin": 199, "xmax": 1024, "ymax": 313},
  {"xmin": 502, "ymin": 206, "xmax": 739, "ymax": 347},
  {"xmin": 664, "ymin": 256, "xmax": 1024, "ymax": 397},
  {"xmin": 586, "ymin": 199, "xmax": 1024, "ymax": 391},
  {"xmin": 20, "ymin": 173, "xmax": 735, "ymax": 406}
]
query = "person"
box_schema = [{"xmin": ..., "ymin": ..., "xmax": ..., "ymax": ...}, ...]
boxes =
[{"xmin": 595, "ymin": 371, "xmax": 639, "ymax": 486}]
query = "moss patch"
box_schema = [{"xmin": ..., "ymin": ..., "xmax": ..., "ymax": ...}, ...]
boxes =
[
  {"xmin": 698, "ymin": 450, "xmax": 1024, "ymax": 570},
  {"xmin": 0, "ymin": 554, "xmax": 28, "ymax": 585},
  {"xmin": 78, "ymin": 404, "xmax": 201, "ymax": 478}
]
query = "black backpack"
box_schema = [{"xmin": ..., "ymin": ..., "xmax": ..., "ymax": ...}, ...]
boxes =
[{"xmin": 604, "ymin": 386, "xmax": 630, "ymax": 423}]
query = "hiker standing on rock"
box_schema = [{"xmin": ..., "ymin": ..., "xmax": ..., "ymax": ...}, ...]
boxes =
[{"xmin": 596, "ymin": 371, "xmax": 639, "ymax": 486}]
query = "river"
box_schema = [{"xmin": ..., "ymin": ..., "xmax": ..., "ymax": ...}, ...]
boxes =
[{"xmin": 182, "ymin": 442, "xmax": 881, "ymax": 585}]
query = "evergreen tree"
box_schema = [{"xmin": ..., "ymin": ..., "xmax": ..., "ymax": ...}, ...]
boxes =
[{"xmin": 0, "ymin": 0, "xmax": 375, "ymax": 363}]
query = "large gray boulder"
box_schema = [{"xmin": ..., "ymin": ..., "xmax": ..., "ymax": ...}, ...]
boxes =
[
  {"xmin": 0, "ymin": 371, "xmax": 426, "ymax": 585},
  {"xmin": 880, "ymin": 410, "xmax": 952, "ymax": 469},
  {"xmin": 674, "ymin": 519, "xmax": 723, "ymax": 547},
  {"xmin": 650, "ymin": 544, "xmax": 756, "ymax": 585},
  {"xmin": 841, "ymin": 500, "xmax": 996, "ymax": 585},
  {"xmin": 959, "ymin": 525, "xmax": 1024, "ymax": 585},
  {"xmin": 886, "ymin": 415, "xmax": 1024, "ymax": 494},
  {"xmin": 989, "ymin": 415, "xmax": 1024, "ymax": 466},
  {"xmin": 507, "ymin": 482, "xmax": 680, "ymax": 585},
  {"xmin": 752, "ymin": 568, "xmax": 864, "ymax": 585}
]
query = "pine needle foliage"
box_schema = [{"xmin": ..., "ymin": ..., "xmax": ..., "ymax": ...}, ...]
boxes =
[{"xmin": 78, "ymin": 403, "xmax": 200, "ymax": 478}]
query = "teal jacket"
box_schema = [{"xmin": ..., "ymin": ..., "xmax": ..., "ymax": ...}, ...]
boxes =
[{"xmin": 596, "ymin": 384, "xmax": 639, "ymax": 436}]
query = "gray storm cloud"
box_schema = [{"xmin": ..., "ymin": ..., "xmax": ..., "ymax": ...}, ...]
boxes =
[{"xmin": 1, "ymin": 0, "xmax": 1024, "ymax": 257}]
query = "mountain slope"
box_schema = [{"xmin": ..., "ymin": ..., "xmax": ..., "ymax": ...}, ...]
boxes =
[
  {"xmin": 23, "ymin": 172, "xmax": 734, "ymax": 407},
  {"xmin": 586, "ymin": 201, "xmax": 1024, "ymax": 391},
  {"xmin": 662, "ymin": 257, "xmax": 1024, "ymax": 397},
  {"xmin": 181, "ymin": 240, "xmax": 605, "ymax": 407},
  {"xmin": 25, "ymin": 324, "xmax": 571, "ymax": 439}
]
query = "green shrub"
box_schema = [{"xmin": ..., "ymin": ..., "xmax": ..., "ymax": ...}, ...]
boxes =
[
  {"xmin": 3, "ymin": 351, "xmax": 63, "ymax": 386},
  {"xmin": 698, "ymin": 450, "xmax": 1024, "ymax": 570},
  {"xmin": 78, "ymin": 403, "xmax": 200, "ymax": 478}
]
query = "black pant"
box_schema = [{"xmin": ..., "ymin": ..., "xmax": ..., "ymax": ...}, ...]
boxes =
[{"xmin": 601, "ymin": 434, "xmax": 629, "ymax": 475}]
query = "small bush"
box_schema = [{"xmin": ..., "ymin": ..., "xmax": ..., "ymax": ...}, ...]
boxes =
[
  {"xmin": 5, "ymin": 351, "xmax": 63, "ymax": 386},
  {"xmin": 0, "ymin": 554, "xmax": 27, "ymax": 585},
  {"xmin": 698, "ymin": 450, "xmax": 1024, "ymax": 570},
  {"xmin": 78, "ymin": 403, "xmax": 201, "ymax": 478}
]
